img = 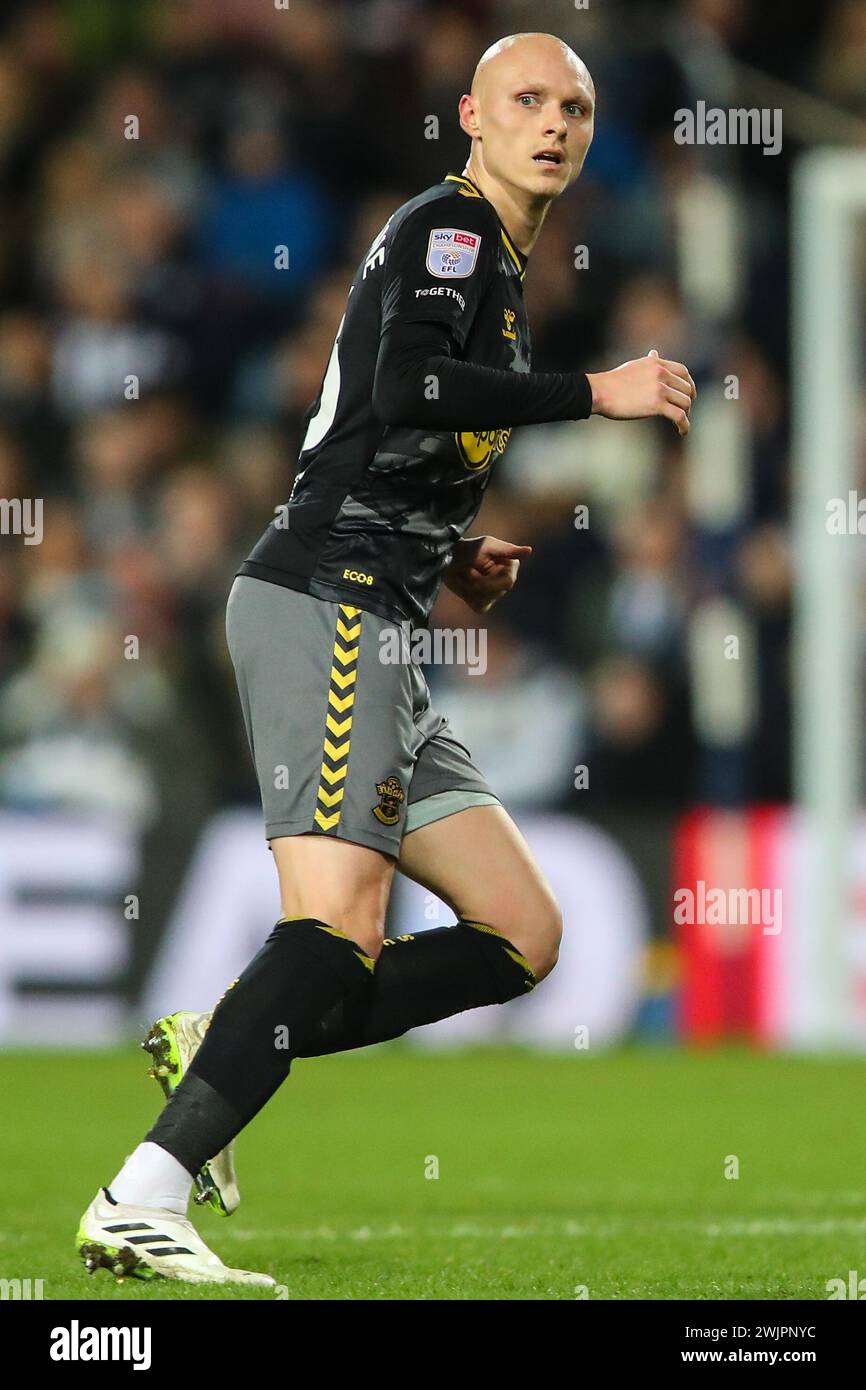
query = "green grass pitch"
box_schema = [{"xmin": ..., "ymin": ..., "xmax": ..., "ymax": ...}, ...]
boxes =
[{"xmin": 2, "ymin": 1043, "xmax": 863, "ymax": 1300}]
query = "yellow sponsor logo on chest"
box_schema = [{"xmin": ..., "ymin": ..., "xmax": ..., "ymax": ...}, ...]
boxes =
[{"xmin": 455, "ymin": 428, "xmax": 512, "ymax": 471}]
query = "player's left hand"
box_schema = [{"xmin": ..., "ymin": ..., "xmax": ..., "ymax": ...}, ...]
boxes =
[{"xmin": 443, "ymin": 535, "xmax": 532, "ymax": 613}]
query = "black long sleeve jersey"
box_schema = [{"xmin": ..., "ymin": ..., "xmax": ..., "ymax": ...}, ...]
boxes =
[{"xmin": 239, "ymin": 170, "xmax": 593, "ymax": 627}]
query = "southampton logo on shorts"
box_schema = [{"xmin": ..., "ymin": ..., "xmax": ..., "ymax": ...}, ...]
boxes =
[
  {"xmin": 372, "ymin": 775, "xmax": 406, "ymax": 825},
  {"xmin": 426, "ymin": 228, "xmax": 481, "ymax": 278}
]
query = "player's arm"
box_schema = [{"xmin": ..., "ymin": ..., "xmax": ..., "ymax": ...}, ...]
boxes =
[
  {"xmin": 373, "ymin": 202, "xmax": 695, "ymax": 435},
  {"xmin": 374, "ymin": 200, "xmax": 591, "ymax": 428},
  {"xmin": 375, "ymin": 319, "xmax": 695, "ymax": 436},
  {"xmin": 374, "ymin": 315, "xmax": 592, "ymax": 427}
]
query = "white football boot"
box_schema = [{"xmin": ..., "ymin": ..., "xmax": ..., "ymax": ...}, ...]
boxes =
[
  {"xmin": 141, "ymin": 1010, "xmax": 240, "ymax": 1216},
  {"xmin": 76, "ymin": 1188, "xmax": 274, "ymax": 1286}
]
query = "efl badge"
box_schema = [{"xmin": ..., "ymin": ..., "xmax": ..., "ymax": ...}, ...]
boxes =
[
  {"xmin": 372, "ymin": 775, "xmax": 406, "ymax": 825},
  {"xmin": 426, "ymin": 228, "xmax": 481, "ymax": 278}
]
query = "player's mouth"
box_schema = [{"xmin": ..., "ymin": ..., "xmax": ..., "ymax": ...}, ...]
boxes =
[{"xmin": 532, "ymin": 149, "xmax": 566, "ymax": 171}]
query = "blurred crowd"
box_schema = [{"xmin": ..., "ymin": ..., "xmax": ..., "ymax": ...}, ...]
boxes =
[{"xmin": 1, "ymin": 0, "xmax": 865, "ymax": 924}]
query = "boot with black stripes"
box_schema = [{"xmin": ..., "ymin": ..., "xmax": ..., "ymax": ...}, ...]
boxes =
[{"xmin": 75, "ymin": 1187, "xmax": 274, "ymax": 1286}]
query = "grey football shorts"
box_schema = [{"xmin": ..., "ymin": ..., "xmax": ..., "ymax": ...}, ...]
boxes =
[{"xmin": 225, "ymin": 574, "xmax": 501, "ymax": 857}]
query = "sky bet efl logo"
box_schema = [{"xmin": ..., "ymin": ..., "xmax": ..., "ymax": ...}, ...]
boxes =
[{"xmin": 426, "ymin": 227, "xmax": 481, "ymax": 278}]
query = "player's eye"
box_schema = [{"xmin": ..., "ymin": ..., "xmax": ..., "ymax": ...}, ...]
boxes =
[
  {"xmin": 565, "ymin": 103, "xmax": 584, "ymax": 117},
  {"xmin": 517, "ymin": 94, "xmax": 538, "ymax": 107}
]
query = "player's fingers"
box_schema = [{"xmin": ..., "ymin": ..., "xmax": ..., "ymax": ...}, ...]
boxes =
[
  {"xmin": 486, "ymin": 561, "xmax": 520, "ymax": 587},
  {"xmin": 661, "ymin": 401, "xmax": 690, "ymax": 436},
  {"xmin": 659, "ymin": 359, "xmax": 696, "ymax": 400},
  {"xmin": 662, "ymin": 383, "xmax": 692, "ymax": 413},
  {"xmin": 490, "ymin": 542, "xmax": 532, "ymax": 558},
  {"xmin": 659, "ymin": 368, "xmax": 693, "ymax": 401}
]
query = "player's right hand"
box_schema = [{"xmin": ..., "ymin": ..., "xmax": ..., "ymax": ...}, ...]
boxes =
[{"xmin": 586, "ymin": 348, "xmax": 696, "ymax": 436}]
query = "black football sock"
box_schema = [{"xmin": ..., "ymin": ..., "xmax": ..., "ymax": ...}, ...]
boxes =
[
  {"xmin": 145, "ymin": 917, "xmax": 375, "ymax": 1176},
  {"xmin": 299, "ymin": 919, "xmax": 536, "ymax": 1057}
]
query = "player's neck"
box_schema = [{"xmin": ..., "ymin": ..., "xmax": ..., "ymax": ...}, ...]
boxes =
[{"xmin": 461, "ymin": 160, "xmax": 550, "ymax": 257}]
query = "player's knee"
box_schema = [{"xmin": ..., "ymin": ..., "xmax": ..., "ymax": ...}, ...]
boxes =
[
  {"xmin": 499, "ymin": 892, "xmax": 562, "ymax": 983},
  {"xmin": 527, "ymin": 898, "xmax": 563, "ymax": 983},
  {"xmin": 296, "ymin": 912, "xmax": 385, "ymax": 962},
  {"xmin": 275, "ymin": 906, "xmax": 385, "ymax": 961},
  {"xmin": 341, "ymin": 921, "xmax": 385, "ymax": 961}
]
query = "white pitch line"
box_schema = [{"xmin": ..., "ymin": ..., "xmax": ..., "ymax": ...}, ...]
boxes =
[
  {"xmin": 703, "ymin": 1218, "xmax": 866, "ymax": 1236},
  {"xmin": 223, "ymin": 1216, "xmax": 866, "ymax": 1242}
]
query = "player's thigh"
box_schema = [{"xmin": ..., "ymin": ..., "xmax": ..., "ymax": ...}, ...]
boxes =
[
  {"xmin": 397, "ymin": 802, "xmax": 563, "ymax": 979},
  {"xmin": 270, "ymin": 834, "xmax": 396, "ymax": 958},
  {"xmin": 226, "ymin": 576, "xmax": 416, "ymax": 958}
]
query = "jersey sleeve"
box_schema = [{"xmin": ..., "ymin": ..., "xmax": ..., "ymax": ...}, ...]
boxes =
[
  {"xmin": 373, "ymin": 317, "xmax": 593, "ymax": 429},
  {"xmin": 380, "ymin": 197, "xmax": 495, "ymax": 350}
]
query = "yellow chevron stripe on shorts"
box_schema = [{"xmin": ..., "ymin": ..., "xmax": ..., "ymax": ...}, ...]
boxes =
[{"xmin": 315, "ymin": 604, "xmax": 361, "ymax": 832}]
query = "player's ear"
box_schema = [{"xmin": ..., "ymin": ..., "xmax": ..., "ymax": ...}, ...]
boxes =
[{"xmin": 458, "ymin": 93, "xmax": 480, "ymax": 138}]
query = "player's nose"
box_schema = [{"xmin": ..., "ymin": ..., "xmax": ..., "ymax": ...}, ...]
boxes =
[{"xmin": 543, "ymin": 110, "xmax": 568, "ymax": 139}]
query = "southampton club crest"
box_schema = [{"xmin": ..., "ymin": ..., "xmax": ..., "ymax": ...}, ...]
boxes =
[{"xmin": 372, "ymin": 775, "xmax": 406, "ymax": 825}]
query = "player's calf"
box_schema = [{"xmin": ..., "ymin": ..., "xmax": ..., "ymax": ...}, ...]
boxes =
[
  {"xmin": 142, "ymin": 1011, "xmax": 239, "ymax": 1216},
  {"xmin": 143, "ymin": 917, "xmax": 377, "ymax": 1182}
]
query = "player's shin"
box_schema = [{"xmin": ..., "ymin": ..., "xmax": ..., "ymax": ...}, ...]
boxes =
[{"xmin": 142, "ymin": 917, "xmax": 375, "ymax": 1178}]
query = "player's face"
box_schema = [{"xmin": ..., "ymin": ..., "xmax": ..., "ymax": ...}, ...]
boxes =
[{"xmin": 480, "ymin": 52, "xmax": 595, "ymax": 198}]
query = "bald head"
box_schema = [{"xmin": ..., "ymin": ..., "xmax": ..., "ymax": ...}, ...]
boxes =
[
  {"xmin": 458, "ymin": 32, "xmax": 595, "ymax": 205},
  {"xmin": 471, "ymin": 32, "xmax": 594, "ymax": 104}
]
